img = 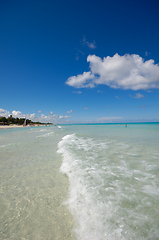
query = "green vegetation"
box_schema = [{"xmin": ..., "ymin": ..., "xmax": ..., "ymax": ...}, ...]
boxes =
[{"xmin": 0, "ymin": 115, "xmax": 52, "ymax": 126}]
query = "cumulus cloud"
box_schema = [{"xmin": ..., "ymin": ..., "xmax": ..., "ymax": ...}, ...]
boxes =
[
  {"xmin": 66, "ymin": 53, "xmax": 159, "ymax": 90},
  {"xmin": 67, "ymin": 71, "xmax": 95, "ymax": 88},
  {"xmin": 30, "ymin": 113, "xmax": 35, "ymax": 118},
  {"xmin": 12, "ymin": 110, "xmax": 23, "ymax": 118},
  {"xmin": 0, "ymin": 108, "xmax": 10, "ymax": 117},
  {"xmin": 0, "ymin": 108, "xmax": 36, "ymax": 120},
  {"xmin": 11, "ymin": 110, "xmax": 36, "ymax": 120}
]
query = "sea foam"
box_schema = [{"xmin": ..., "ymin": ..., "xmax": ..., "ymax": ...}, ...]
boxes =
[{"xmin": 58, "ymin": 133, "xmax": 159, "ymax": 240}]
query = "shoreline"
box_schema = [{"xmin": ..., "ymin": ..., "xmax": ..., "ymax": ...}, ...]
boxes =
[
  {"xmin": 0, "ymin": 125, "xmax": 40, "ymax": 129},
  {"xmin": 0, "ymin": 125, "xmax": 24, "ymax": 129}
]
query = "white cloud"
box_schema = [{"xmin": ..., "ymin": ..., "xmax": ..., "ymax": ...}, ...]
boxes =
[
  {"xmin": 0, "ymin": 108, "xmax": 10, "ymax": 117},
  {"xmin": 12, "ymin": 110, "xmax": 23, "ymax": 118},
  {"xmin": 66, "ymin": 53, "xmax": 159, "ymax": 90},
  {"xmin": 66, "ymin": 110, "xmax": 73, "ymax": 114},
  {"xmin": 87, "ymin": 41, "xmax": 96, "ymax": 49},
  {"xmin": 67, "ymin": 71, "xmax": 95, "ymax": 88},
  {"xmin": 59, "ymin": 115, "xmax": 71, "ymax": 119},
  {"xmin": 12, "ymin": 110, "xmax": 36, "ymax": 120},
  {"xmin": 0, "ymin": 108, "xmax": 72, "ymax": 124},
  {"xmin": 84, "ymin": 107, "xmax": 88, "ymax": 110},
  {"xmin": 82, "ymin": 36, "xmax": 96, "ymax": 49},
  {"xmin": 30, "ymin": 113, "xmax": 35, "ymax": 118},
  {"xmin": 0, "ymin": 108, "xmax": 37, "ymax": 120},
  {"xmin": 30, "ymin": 113, "xmax": 58, "ymax": 123}
]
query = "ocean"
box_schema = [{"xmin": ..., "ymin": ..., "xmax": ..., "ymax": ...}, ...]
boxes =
[{"xmin": 0, "ymin": 123, "xmax": 159, "ymax": 240}]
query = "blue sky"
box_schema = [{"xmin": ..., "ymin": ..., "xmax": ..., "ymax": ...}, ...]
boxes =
[{"xmin": 0, "ymin": 0, "xmax": 159, "ymax": 123}]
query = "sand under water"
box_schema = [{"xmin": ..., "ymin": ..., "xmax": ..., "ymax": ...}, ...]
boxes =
[{"xmin": 0, "ymin": 123, "xmax": 159, "ymax": 239}]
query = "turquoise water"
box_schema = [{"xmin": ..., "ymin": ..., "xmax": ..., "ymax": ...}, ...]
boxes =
[{"xmin": 0, "ymin": 123, "xmax": 159, "ymax": 239}]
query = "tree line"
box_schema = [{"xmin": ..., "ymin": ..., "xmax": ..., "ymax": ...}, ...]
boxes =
[{"xmin": 0, "ymin": 115, "xmax": 52, "ymax": 125}]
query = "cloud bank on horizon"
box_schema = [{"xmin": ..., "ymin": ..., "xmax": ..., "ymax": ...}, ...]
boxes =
[
  {"xmin": 0, "ymin": 109, "xmax": 36, "ymax": 120},
  {"xmin": 66, "ymin": 53, "xmax": 159, "ymax": 90},
  {"xmin": 0, "ymin": 108, "xmax": 71, "ymax": 123}
]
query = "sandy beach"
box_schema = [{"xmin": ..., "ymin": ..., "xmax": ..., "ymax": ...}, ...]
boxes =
[
  {"xmin": 0, "ymin": 125, "xmax": 40, "ymax": 129},
  {"xmin": 0, "ymin": 124, "xmax": 46, "ymax": 129},
  {"xmin": 0, "ymin": 125, "xmax": 24, "ymax": 129}
]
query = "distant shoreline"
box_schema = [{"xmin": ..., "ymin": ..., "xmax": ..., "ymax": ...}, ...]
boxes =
[{"xmin": 0, "ymin": 124, "xmax": 41, "ymax": 129}]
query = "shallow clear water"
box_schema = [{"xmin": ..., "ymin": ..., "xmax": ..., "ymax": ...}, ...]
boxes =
[
  {"xmin": 0, "ymin": 126, "xmax": 75, "ymax": 240},
  {"xmin": 0, "ymin": 123, "xmax": 159, "ymax": 239}
]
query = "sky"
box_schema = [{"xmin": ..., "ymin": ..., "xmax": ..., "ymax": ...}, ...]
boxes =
[{"xmin": 0, "ymin": 0, "xmax": 159, "ymax": 124}]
